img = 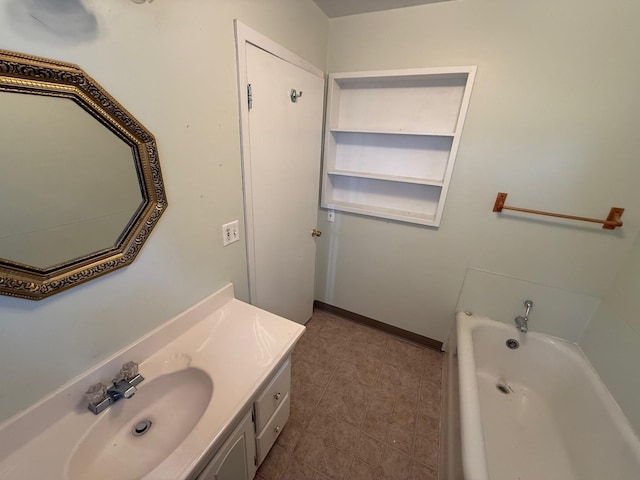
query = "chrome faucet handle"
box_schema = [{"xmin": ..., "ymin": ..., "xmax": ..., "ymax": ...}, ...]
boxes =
[
  {"xmin": 523, "ymin": 299, "xmax": 533, "ymax": 317},
  {"xmin": 84, "ymin": 383, "xmax": 107, "ymax": 407},
  {"xmin": 113, "ymin": 361, "xmax": 144, "ymax": 390},
  {"xmin": 119, "ymin": 361, "xmax": 139, "ymax": 381}
]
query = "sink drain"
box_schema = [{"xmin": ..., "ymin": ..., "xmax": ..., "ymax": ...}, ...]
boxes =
[
  {"xmin": 132, "ymin": 419, "xmax": 152, "ymax": 437},
  {"xmin": 506, "ymin": 339, "xmax": 519, "ymax": 349}
]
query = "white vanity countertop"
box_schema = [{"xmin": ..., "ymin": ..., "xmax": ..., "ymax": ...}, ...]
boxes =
[{"xmin": 0, "ymin": 284, "xmax": 305, "ymax": 480}]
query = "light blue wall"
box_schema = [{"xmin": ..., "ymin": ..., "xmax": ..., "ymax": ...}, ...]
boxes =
[
  {"xmin": 579, "ymin": 229, "xmax": 640, "ymax": 433},
  {"xmin": 316, "ymin": 0, "xmax": 640, "ymax": 342},
  {"xmin": 0, "ymin": 0, "xmax": 328, "ymax": 423}
]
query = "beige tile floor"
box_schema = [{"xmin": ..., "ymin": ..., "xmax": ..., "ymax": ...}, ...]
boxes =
[{"xmin": 256, "ymin": 309, "xmax": 443, "ymax": 480}]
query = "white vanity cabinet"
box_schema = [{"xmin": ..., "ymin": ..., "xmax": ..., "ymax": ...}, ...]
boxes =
[{"xmin": 196, "ymin": 358, "xmax": 291, "ymax": 480}]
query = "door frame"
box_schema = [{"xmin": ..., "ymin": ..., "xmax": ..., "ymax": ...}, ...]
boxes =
[{"xmin": 233, "ymin": 20, "xmax": 324, "ymax": 303}]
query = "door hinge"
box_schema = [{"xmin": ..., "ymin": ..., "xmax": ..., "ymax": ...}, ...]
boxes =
[
  {"xmin": 247, "ymin": 83, "xmax": 252, "ymax": 110},
  {"xmin": 254, "ymin": 455, "xmax": 258, "ymax": 466}
]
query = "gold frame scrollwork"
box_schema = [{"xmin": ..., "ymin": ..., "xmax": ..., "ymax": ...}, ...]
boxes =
[{"xmin": 0, "ymin": 49, "xmax": 167, "ymax": 300}]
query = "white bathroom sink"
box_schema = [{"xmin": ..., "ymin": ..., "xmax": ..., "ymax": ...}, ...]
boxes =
[
  {"xmin": 0, "ymin": 285, "xmax": 306, "ymax": 480},
  {"xmin": 65, "ymin": 367, "xmax": 213, "ymax": 480}
]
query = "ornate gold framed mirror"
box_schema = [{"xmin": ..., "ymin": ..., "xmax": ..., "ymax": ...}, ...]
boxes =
[{"xmin": 0, "ymin": 50, "xmax": 167, "ymax": 300}]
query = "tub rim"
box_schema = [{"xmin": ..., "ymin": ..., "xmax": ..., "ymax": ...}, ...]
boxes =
[{"xmin": 456, "ymin": 311, "xmax": 490, "ymax": 480}]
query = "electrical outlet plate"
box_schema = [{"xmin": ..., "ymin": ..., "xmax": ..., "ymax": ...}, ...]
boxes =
[
  {"xmin": 230, "ymin": 220, "xmax": 239, "ymax": 242},
  {"xmin": 222, "ymin": 220, "xmax": 240, "ymax": 246}
]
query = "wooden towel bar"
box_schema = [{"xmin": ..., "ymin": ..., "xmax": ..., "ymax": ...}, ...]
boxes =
[{"xmin": 492, "ymin": 192, "xmax": 624, "ymax": 230}]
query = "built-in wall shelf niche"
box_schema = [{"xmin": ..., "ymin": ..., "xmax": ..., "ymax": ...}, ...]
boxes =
[{"xmin": 321, "ymin": 66, "xmax": 476, "ymax": 226}]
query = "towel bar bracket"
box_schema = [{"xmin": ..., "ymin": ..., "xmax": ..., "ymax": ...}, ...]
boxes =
[{"xmin": 604, "ymin": 207, "xmax": 625, "ymax": 230}]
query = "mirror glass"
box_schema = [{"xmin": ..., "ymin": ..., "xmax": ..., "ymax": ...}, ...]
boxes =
[
  {"xmin": 0, "ymin": 49, "xmax": 167, "ymax": 300},
  {"xmin": 0, "ymin": 91, "xmax": 143, "ymax": 269}
]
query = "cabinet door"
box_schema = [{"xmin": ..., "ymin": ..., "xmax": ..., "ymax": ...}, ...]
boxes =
[{"xmin": 197, "ymin": 411, "xmax": 256, "ymax": 480}]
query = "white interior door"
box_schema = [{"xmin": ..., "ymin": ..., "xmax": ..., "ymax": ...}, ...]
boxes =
[{"xmin": 236, "ymin": 23, "xmax": 324, "ymax": 324}]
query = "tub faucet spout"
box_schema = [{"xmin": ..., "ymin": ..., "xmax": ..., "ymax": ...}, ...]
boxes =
[{"xmin": 515, "ymin": 300, "xmax": 533, "ymax": 333}]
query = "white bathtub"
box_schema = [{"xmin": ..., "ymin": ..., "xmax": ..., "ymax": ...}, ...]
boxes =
[{"xmin": 447, "ymin": 312, "xmax": 640, "ymax": 480}]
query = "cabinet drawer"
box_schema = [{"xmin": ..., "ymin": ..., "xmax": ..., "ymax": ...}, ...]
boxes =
[
  {"xmin": 255, "ymin": 394, "xmax": 290, "ymax": 466},
  {"xmin": 254, "ymin": 359, "xmax": 291, "ymax": 432}
]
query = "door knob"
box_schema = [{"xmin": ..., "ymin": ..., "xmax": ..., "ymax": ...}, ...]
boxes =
[{"xmin": 311, "ymin": 229, "xmax": 322, "ymax": 237}]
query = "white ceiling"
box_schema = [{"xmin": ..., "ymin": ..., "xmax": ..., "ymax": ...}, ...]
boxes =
[{"xmin": 312, "ymin": 0, "xmax": 451, "ymax": 18}]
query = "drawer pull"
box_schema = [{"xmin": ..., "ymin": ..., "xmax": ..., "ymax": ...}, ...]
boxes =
[
  {"xmin": 274, "ymin": 392, "xmax": 282, "ymax": 401},
  {"xmin": 274, "ymin": 426, "xmax": 281, "ymax": 434}
]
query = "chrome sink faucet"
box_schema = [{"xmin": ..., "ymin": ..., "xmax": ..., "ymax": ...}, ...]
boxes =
[
  {"xmin": 514, "ymin": 299, "xmax": 533, "ymax": 333},
  {"xmin": 84, "ymin": 361, "xmax": 144, "ymax": 414}
]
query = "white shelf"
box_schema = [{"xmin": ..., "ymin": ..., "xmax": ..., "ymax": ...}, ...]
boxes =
[
  {"xmin": 323, "ymin": 175, "xmax": 442, "ymax": 226},
  {"xmin": 327, "ymin": 170, "xmax": 444, "ymax": 187},
  {"xmin": 331, "ymin": 131, "xmax": 453, "ymax": 182},
  {"xmin": 322, "ymin": 200, "xmax": 437, "ymax": 226},
  {"xmin": 329, "ymin": 128, "xmax": 455, "ymax": 137},
  {"xmin": 321, "ymin": 66, "xmax": 476, "ymax": 227}
]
